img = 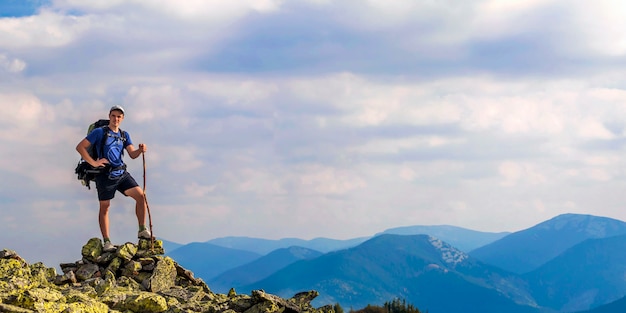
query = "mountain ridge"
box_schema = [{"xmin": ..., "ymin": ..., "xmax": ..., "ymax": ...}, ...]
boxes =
[
  {"xmin": 208, "ymin": 246, "xmax": 323, "ymax": 293},
  {"xmin": 239, "ymin": 234, "xmax": 539, "ymax": 313},
  {"xmin": 166, "ymin": 241, "xmax": 261, "ymax": 280},
  {"xmin": 161, "ymin": 213, "xmax": 626, "ymax": 313},
  {"xmin": 205, "ymin": 236, "xmax": 369, "ymax": 255},
  {"xmin": 524, "ymin": 234, "xmax": 626, "ymax": 311},
  {"xmin": 469, "ymin": 213, "xmax": 626, "ymax": 273},
  {"xmin": 378, "ymin": 224, "xmax": 510, "ymax": 251}
]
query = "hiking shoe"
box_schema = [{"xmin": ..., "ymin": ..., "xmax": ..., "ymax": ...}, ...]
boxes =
[
  {"xmin": 103, "ymin": 241, "xmax": 116, "ymax": 252},
  {"xmin": 138, "ymin": 229, "xmax": 152, "ymax": 239}
]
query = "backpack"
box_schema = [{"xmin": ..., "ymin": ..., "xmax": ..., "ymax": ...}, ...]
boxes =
[{"xmin": 75, "ymin": 119, "xmax": 127, "ymax": 189}]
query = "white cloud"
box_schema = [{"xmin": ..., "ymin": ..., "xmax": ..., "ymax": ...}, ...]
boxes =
[
  {"xmin": 585, "ymin": 168, "xmax": 613, "ymax": 182},
  {"xmin": 52, "ymin": 0, "xmax": 126, "ymax": 11},
  {"xmin": 565, "ymin": 0, "xmax": 626, "ymax": 57},
  {"xmin": 227, "ymin": 168, "xmax": 287, "ymax": 195},
  {"xmin": 351, "ymin": 136, "xmax": 461, "ymax": 155},
  {"xmin": 288, "ymin": 73, "xmax": 464, "ymax": 127},
  {"xmin": 123, "ymin": 85, "xmax": 185, "ymax": 123},
  {"xmin": 498, "ymin": 161, "xmax": 547, "ymax": 187},
  {"xmin": 164, "ymin": 147, "xmax": 205, "ymax": 173},
  {"xmin": 471, "ymin": 0, "xmax": 560, "ymax": 40},
  {"xmin": 53, "ymin": 0, "xmax": 281, "ymax": 21},
  {"xmin": 184, "ymin": 182, "xmax": 217, "ymax": 198},
  {"xmin": 297, "ymin": 165, "xmax": 366, "ymax": 195},
  {"xmin": 0, "ymin": 93, "xmax": 53, "ymax": 133},
  {"xmin": 0, "ymin": 54, "xmax": 26, "ymax": 73},
  {"xmin": 0, "ymin": 10, "xmax": 91, "ymax": 49},
  {"xmin": 148, "ymin": 0, "xmax": 281, "ymax": 18},
  {"xmin": 187, "ymin": 79, "xmax": 279, "ymax": 111},
  {"xmin": 577, "ymin": 118, "xmax": 614, "ymax": 140}
]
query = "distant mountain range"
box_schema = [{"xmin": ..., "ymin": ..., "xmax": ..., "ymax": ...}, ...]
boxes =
[
  {"xmin": 166, "ymin": 242, "xmax": 260, "ymax": 280},
  {"xmin": 378, "ymin": 224, "xmax": 510, "ymax": 252},
  {"xmin": 204, "ymin": 237, "xmax": 369, "ymax": 255},
  {"xmin": 163, "ymin": 213, "xmax": 626, "ymax": 313},
  {"xmin": 169, "ymin": 223, "xmax": 509, "ymax": 256},
  {"xmin": 240, "ymin": 234, "xmax": 538, "ymax": 312},
  {"xmin": 524, "ymin": 234, "xmax": 626, "ymax": 311},
  {"xmin": 208, "ymin": 246, "xmax": 323, "ymax": 293},
  {"xmin": 469, "ymin": 213, "xmax": 626, "ymax": 274},
  {"xmin": 576, "ymin": 295, "xmax": 626, "ymax": 313}
]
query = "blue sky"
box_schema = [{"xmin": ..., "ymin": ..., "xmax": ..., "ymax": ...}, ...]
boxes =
[
  {"xmin": 2, "ymin": 0, "xmax": 626, "ymax": 267},
  {"xmin": 0, "ymin": 0, "xmax": 47, "ymax": 17}
]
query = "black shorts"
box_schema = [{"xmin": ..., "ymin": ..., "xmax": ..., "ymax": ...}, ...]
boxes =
[{"xmin": 95, "ymin": 171, "xmax": 140, "ymax": 201}]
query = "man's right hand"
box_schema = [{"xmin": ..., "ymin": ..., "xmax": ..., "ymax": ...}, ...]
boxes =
[{"xmin": 92, "ymin": 158, "xmax": 109, "ymax": 168}]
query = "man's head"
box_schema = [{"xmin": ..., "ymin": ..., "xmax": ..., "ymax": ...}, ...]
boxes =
[
  {"xmin": 109, "ymin": 105, "xmax": 125, "ymax": 128},
  {"xmin": 109, "ymin": 105, "xmax": 125, "ymax": 115}
]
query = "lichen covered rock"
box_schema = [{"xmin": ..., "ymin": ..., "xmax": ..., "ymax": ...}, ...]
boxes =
[
  {"xmin": 0, "ymin": 241, "xmax": 334, "ymax": 313},
  {"xmin": 118, "ymin": 292, "xmax": 168, "ymax": 313},
  {"xmin": 81, "ymin": 237, "xmax": 103, "ymax": 262},
  {"xmin": 145, "ymin": 256, "xmax": 177, "ymax": 292}
]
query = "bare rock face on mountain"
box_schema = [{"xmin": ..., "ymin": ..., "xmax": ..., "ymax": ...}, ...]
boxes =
[{"xmin": 0, "ymin": 238, "xmax": 334, "ymax": 313}]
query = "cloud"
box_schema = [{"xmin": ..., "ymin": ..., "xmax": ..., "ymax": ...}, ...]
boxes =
[
  {"xmin": 561, "ymin": 0, "xmax": 626, "ymax": 57},
  {"xmin": 184, "ymin": 182, "xmax": 217, "ymax": 198},
  {"xmin": 296, "ymin": 164, "xmax": 366, "ymax": 195},
  {"xmin": 0, "ymin": 93, "xmax": 48, "ymax": 128},
  {"xmin": 0, "ymin": 10, "xmax": 90, "ymax": 49},
  {"xmin": 53, "ymin": 0, "xmax": 281, "ymax": 18},
  {"xmin": 0, "ymin": 53, "xmax": 26, "ymax": 72},
  {"xmin": 499, "ymin": 161, "xmax": 547, "ymax": 187}
]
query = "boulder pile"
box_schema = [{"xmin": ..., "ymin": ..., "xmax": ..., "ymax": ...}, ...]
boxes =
[{"xmin": 0, "ymin": 238, "xmax": 335, "ymax": 313}]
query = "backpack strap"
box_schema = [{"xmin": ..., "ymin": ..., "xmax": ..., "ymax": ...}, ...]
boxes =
[
  {"xmin": 119, "ymin": 128, "xmax": 126, "ymax": 156},
  {"xmin": 98, "ymin": 126, "xmax": 127, "ymax": 159},
  {"xmin": 98, "ymin": 126, "xmax": 109, "ymax": 160}
]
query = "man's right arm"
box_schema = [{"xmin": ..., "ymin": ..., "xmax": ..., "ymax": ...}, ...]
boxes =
[{"xmin": 76, "ymin": 138, "xmax": 109, "ymax": 168}]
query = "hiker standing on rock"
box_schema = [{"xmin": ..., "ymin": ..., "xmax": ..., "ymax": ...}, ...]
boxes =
[{"xmin": 76, "ymin": 105, "xmax": 151, "ymax": 252}]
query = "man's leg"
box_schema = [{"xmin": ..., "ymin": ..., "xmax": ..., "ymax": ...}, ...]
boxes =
[
  {"xmin": 99, "ymin": 200, "xmax": 111, "ymax": 240},
  {"xmin": 124, "ymin": 186, "xmax": 146, "ymax": 228}
]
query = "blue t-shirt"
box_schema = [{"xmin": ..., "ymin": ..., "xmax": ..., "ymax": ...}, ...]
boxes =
[{"xmin": 86, "ymin": 127, "xmax": 133, "ymax": 177}]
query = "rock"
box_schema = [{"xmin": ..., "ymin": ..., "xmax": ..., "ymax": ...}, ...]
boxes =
[
  {"xmin": 144, "ymin": 257, "xmax": 176, "ymax": 292},
  {"xmin": 12, "ymin": 287, "xmax": 64, "ymax": 311},
  {"xmin": 81, "ymin": 237, "xmax": 103, "ymax": 262},
  {"xmin": 253, "ymin": 289, "xmax": 301, "ymax": 313},
  {"xmin": 54, "ymin": 270, "xmax": 77, "ymax": 285},
  {"xmin": 75, "ymin": 263, "xmax": 100, "ymax": 281},
  {"xmin": 95, "ymin": 270, "xmax": 117, "ymax": 295},
  {"xmin": 106, "ymin": 257, "xmax": 123, "ymax": 274},
  {"xmin": 121, "ymin": 260, "xmax": 142, "ymax": 278},
  {"xmin": 138, "ymin": 257, "xmax": 156, "ymax": 271},
  {"xmin": 0, "ymin": 240, "xmax": 334, "ymax": 313},
  {"xmin": 29, "ymin": 262, "xmax": 56, "ymax": 285},
  {"xmin": 116, "ymin": 242, "xmax": 138, "ymax": 261},
  {"xmin": 96, "ymin": 251, "xmax": 117, "ymax": 264},
  {"xmin": 137, "ymin": 238, "xmax": 165, "ymax": 256},
  {"xmin": 0, "ymin": 249, "xmax": 21, "ymax": 260},
  {"xmin": 292, "ymin": 290, "xmax": 320, "ymax": 305},
  {"xmin": 118, "ymin": 292, "xmax": 168, "ymax": 313},
  {"xmin": 65, "ymin": 291, "xmax": 110, "ymax": 313},
  {"xmin": 0, "ymin": 303, "xmax": 34, "ymax": 313}
]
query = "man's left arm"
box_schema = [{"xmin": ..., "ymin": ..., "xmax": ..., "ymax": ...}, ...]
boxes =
[{"xmin": 126, "ymin": 143, "xmax": 147, "ymax": 159}]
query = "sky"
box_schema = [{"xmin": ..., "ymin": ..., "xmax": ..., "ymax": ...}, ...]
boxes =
[{"xmin": 2, "ymin": 0, "xmax": 626, "ymax": 267}]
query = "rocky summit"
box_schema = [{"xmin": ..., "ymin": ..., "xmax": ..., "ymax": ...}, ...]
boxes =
[{"xmin": 0, "ymin": 238, "xmax": 334, "ymax": 313}]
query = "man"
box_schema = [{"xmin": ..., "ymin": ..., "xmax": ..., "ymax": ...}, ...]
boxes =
[{"xmin": 76, "ymin": 105, "xmax": 151, "ymax": 251}]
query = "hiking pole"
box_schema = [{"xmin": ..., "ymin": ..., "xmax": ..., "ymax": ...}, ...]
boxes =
[{"xmin": 142, "ymin": 151, "xmax": 154, "ymax": 251}]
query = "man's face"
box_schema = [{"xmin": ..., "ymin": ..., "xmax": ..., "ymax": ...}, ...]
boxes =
[{"xmin": 109, "ymin": 110, "xmax": 124, "ymax": 127}]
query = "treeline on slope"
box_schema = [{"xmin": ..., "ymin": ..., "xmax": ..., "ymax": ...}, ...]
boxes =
[{"xmin": 344, "ymin": 298, "xmax": 425, "ymax": 313}]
